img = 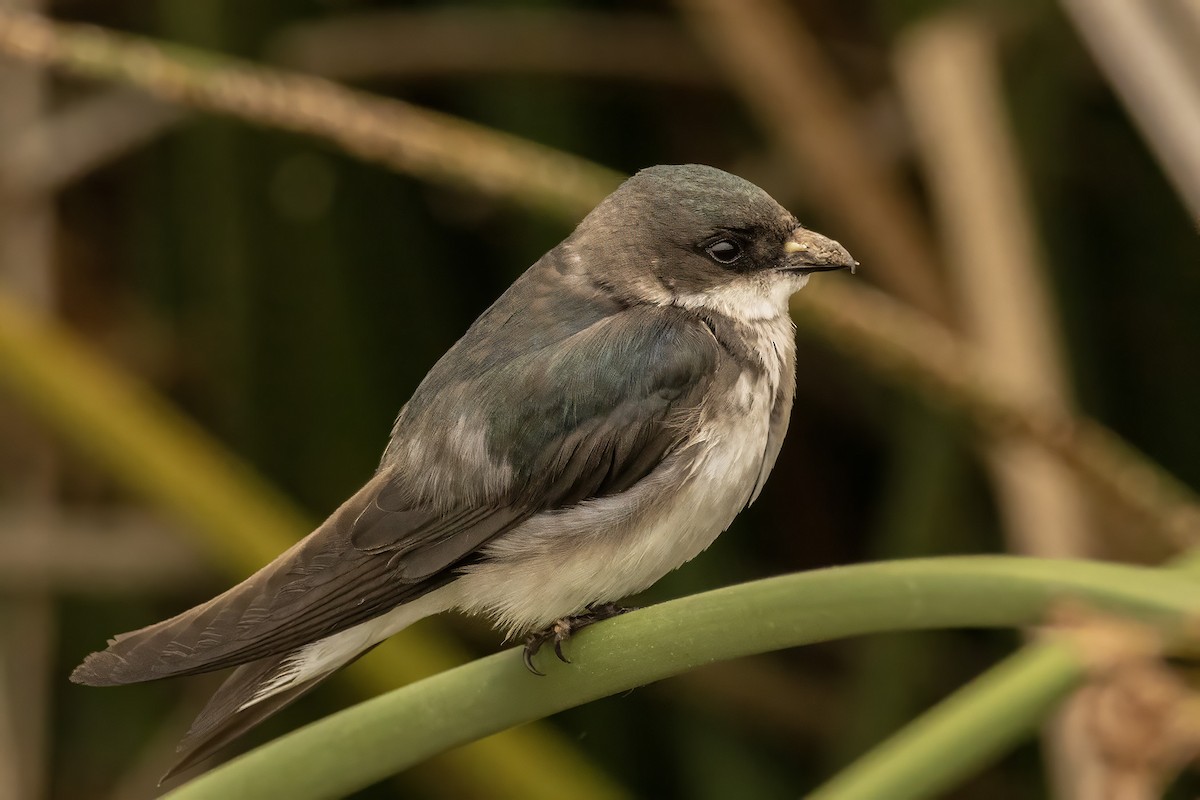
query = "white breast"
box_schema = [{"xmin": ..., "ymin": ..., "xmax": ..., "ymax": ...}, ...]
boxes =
[{"xmin": 452, "ymin": 342, "xmax": 787, "ymax": 636}]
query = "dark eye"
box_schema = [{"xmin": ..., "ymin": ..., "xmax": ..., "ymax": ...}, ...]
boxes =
[{"xmin": 705, "ymin": 238, "xmax": 743, "ymax": 264}]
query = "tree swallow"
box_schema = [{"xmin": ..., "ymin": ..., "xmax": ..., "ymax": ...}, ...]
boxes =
[{"xmin": 71, "ymin": 164, "xmax": 856, "ymax": 775}]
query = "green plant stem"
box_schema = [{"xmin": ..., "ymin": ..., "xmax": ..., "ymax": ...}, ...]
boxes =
[
  {"xmin": 811, "ymin": 525, "xmax": 1200, "ymax": 800},
  {"xmin": 809, "ymin": 642, "xmax": 1082, "ymax": 800},
  {"xmin": 165, "ymin": 556, "xmax": 1200, "ymax": 800},
  {"xmin": 810, "ymin": 535, "xmax": 1200, "ymax": 799}
]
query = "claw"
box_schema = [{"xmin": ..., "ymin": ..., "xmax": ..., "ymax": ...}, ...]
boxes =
[
  {"xmin": 520, "ymin": 604, "xmax": 635, "ymax": 675},
  {"xmin": 522, "ymin": 643, "xmax": 545, "ymax": 676},
  {"xmin": 586, "ymin": 602, "xmax": 637, "ymax": 620}
]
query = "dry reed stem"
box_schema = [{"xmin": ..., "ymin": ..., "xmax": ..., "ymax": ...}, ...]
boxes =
[
  {"xmin": 894, "ymin": 17, "xmax": 1101, "ymax": 792},
  {"xmin": 0, "ymin": 9, "xmax": 623, "ymax": 220},
  {"xmin": 1060, "ymin": 0, "xmax": 1200, "ymax": 219},
  {"xmin": 0, "ymin": 3, "xmax": 57, "ymax": 795},
  {"xmin": 270, "ymin": 9, "xmax": 714, "ymax": 87},
  {"xmin": 793, "ymin": 281, "xmax": 1200, "ymax": 548},
  {"xmin": 0, "ymin": 510, "xmax": 205, "ymax": 591},
  {"xmin": 895, "ymin": 10, "xmax": 1092, "ymax": 558},
  {"xmin": 1041, "ymin": 603, "xmax": 1200, "ymax": 800},
  {"xmin": 2, "ymin": 87, "xmax": 184, "ymax": 194}
]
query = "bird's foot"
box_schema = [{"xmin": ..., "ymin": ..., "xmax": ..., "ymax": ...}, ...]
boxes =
[{"xmin": 521, "ymin": 603, "xmax": 636, "ymax": 676}]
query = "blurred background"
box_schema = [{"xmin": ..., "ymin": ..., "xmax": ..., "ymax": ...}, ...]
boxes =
[{"xmin": 1, "ymin": 0, "xmax": 1198, "ymax": 798}]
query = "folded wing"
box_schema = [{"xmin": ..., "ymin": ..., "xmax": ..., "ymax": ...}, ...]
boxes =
[{"xmin": 71, "ymin": 305, "xmax": 722, "ymax": 687}]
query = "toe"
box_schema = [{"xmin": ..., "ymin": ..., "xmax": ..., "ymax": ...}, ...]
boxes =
[{"xmin": 522, "ymin": 645, "xmax": 546, "ymax": 676}]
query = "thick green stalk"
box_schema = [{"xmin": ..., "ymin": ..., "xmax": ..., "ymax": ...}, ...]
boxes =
[
  {"xmin": 810, "ymin": 642, "xmax": 1083, "ymax": 800},
  {"xmin": 810, "ymin": 532, "xmax": 1200, "ymax": 800},
  {"xmin": 166, "ymin": 557, "xmax": 1200, "ymax": 800}
]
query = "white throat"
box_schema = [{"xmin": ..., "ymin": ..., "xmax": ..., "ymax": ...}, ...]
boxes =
[{"xmin": 672, "ymin": 273, "xmax": 809, "ymax": 322}]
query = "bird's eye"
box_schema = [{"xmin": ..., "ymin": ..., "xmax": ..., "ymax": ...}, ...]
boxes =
[{"xmin": 705, "ymin": 238, "xmax": 743, "ymax": 264}]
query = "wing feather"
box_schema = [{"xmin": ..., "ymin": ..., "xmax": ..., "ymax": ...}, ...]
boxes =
[{"xmin": 71, "ymin": 305, "xmax": 721, "ymax": 686}]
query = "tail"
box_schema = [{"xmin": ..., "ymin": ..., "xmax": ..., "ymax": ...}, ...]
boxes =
[
  {"xmin": 68, "ymin": 528, "xmax": 327, "ymax": 688},
  {"xmin": 68, "ymin": 474, "xmax": 457, "ymax": 688},
  {"xmin": 161, "ymin": 646, "xmax": 374, "ymax": 781},
  {"xmin": 155, "ymin": 587, "xmax": 455, "ymax": 778}
]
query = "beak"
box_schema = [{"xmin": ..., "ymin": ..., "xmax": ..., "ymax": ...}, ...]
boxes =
[{"xmin": 782, "ymin": 228, "xmax": 858, "ymax": 275}]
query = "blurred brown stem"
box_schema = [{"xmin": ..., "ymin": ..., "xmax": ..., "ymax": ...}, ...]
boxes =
[
  {"xmin": 1060, "ymin": 0, "xmax": 1200, "ymax": 219},
  {"xmin": 270, "ymin": 9, "xmax": 715, "ymax": 87},
  {"xmin": 894, "ymin": 12, "xmax": 1100, "ymax": 798},
  {"xmin": 0, "ymin": 510, "xmax": 206, "ymax": 592},
  {"xmin": 793, "ymin": 281, "xmax": 1200, "ymax": 548},
  {"xmin": 896, "ymin": 11, "xmax": 1092, "ymax": 558},
  {"xmin": 0, "ymin": 3, "xmax": 56, "ymax": 794},
  {"xmin": 0, "ymin": 9, "xmax": 623, "ymax": 221},
  {"xmin": 2, "ymin": 87, "xmax": 184, "ymax": 195}
]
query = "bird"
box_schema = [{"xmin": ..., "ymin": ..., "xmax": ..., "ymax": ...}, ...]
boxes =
[{"xmin": 70, "ymin": 163, "xmax": 856, "ymax": 777}]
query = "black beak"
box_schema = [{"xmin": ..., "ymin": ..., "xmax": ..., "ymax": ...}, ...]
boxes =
[{"xmin": 781, "ymin": 228, "xmax": 858, "ymax": 275}]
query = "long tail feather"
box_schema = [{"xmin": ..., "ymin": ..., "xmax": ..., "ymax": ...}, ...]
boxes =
[
  {"xmin": 163, "ymin": 662, "xmax": 322, "ymax": 782},
  {"xmin": 162, "ymin": 644, "xmax": 377, "ymax": 782}
]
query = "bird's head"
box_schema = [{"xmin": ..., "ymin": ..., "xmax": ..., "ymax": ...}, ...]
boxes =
[{"xmin": 568, "ymin": 164, "xmax": 856, "ymax": 321}]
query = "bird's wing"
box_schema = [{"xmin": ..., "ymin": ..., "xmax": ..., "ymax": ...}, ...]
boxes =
[
  {"xmin": 69, "ymin": 480, "xmax": 526, "ymax": 685},
  {"xmin": 354, "ymin": 304, "xmax": 725, "ymax": 551},
  {"xmin": 72, "ymin": 305, "xmax": 722, "ymax": 686}
]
